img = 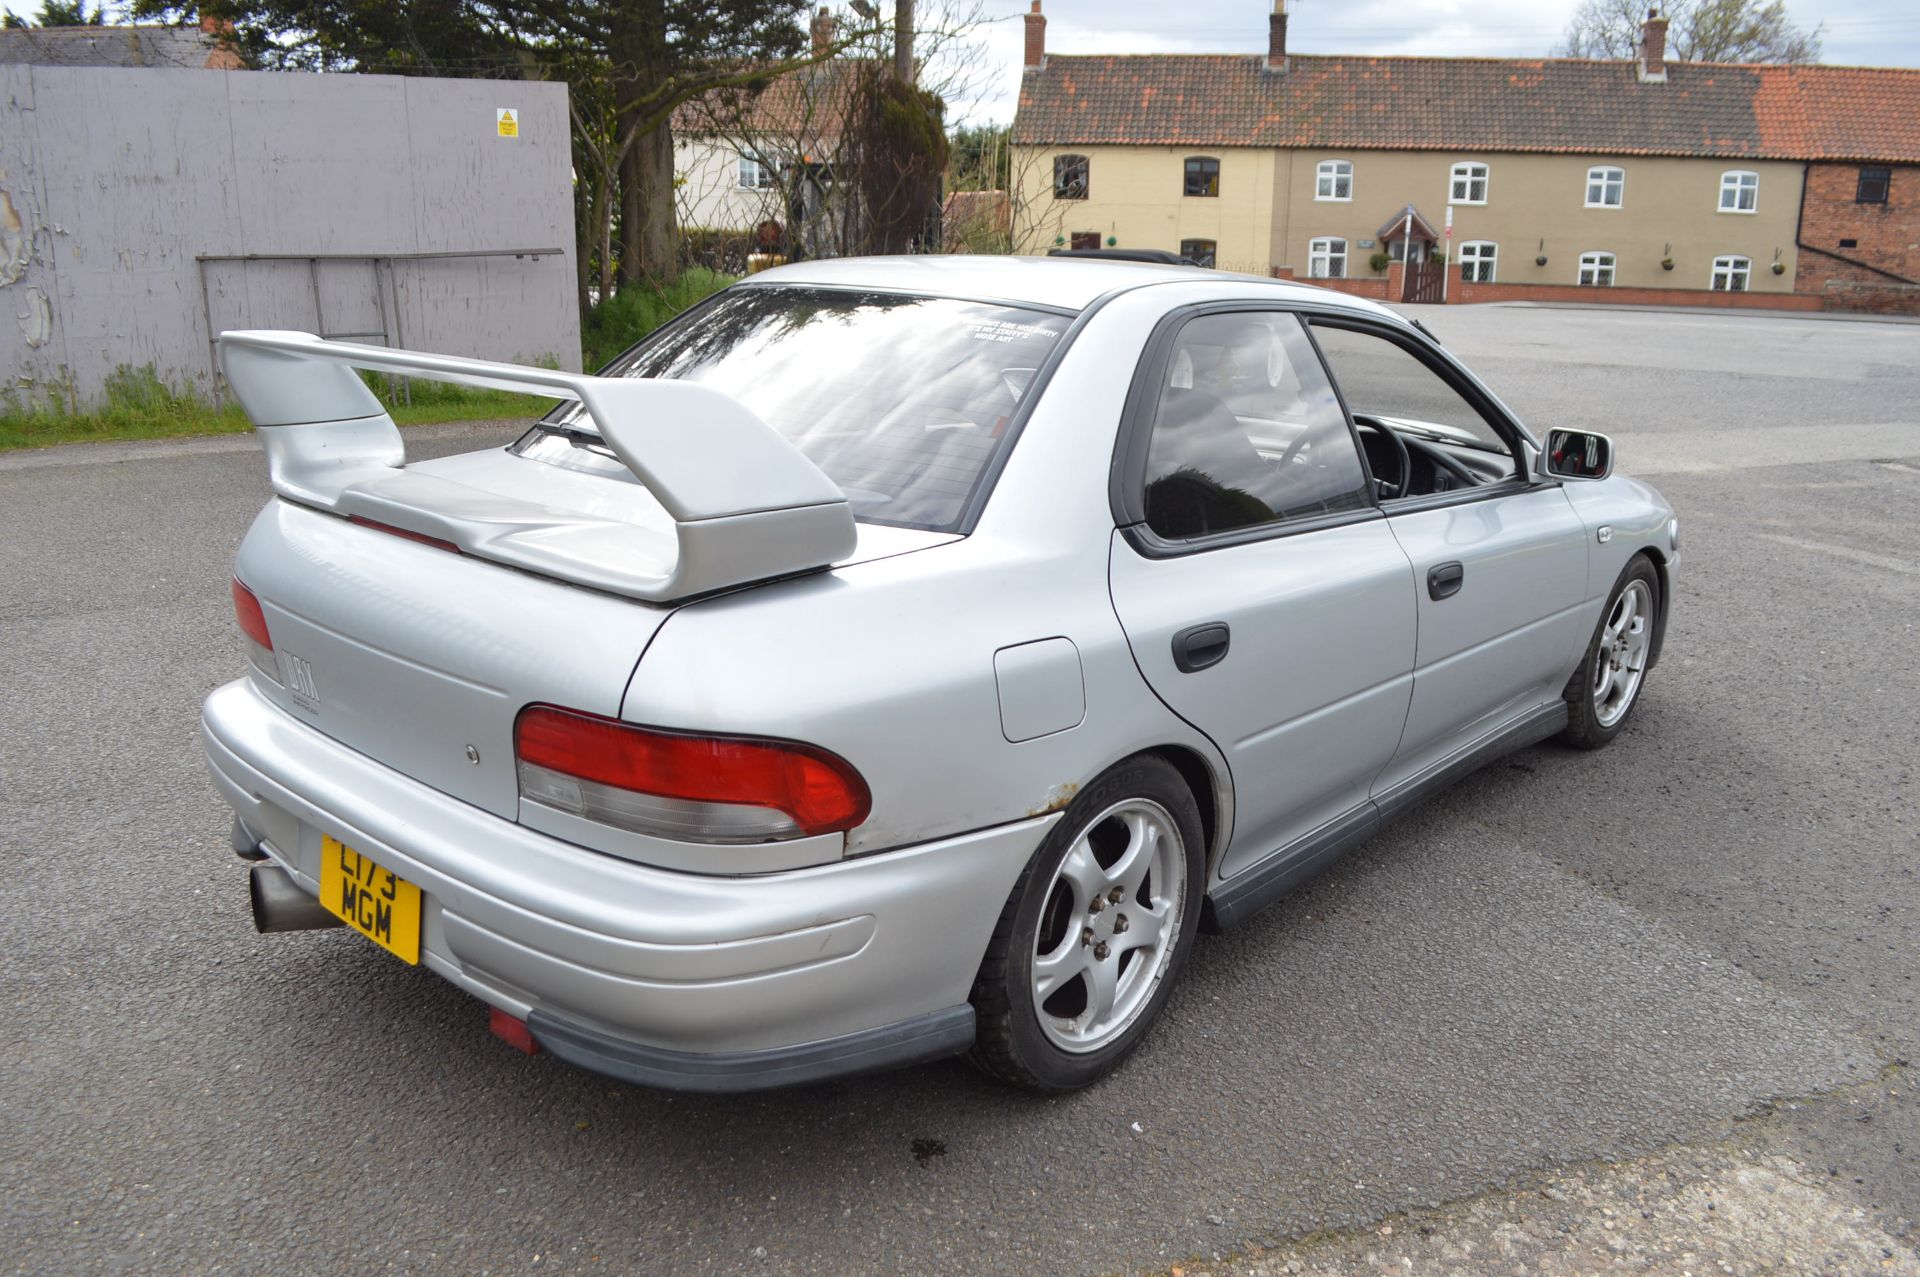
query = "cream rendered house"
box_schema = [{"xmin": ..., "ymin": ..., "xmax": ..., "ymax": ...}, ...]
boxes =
[
  {"xmin": 1011, "ymin": 2, "xmax": 1919, "ymax": 308},
  {"xmin": 673, "ymin": 9, "xmax": 856, "ymax": 250}
]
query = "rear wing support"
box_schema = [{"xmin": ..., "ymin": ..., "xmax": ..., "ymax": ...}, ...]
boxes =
[{"xmin": 218, "ymin": 330, "xmax": 856, "ymax": 603}]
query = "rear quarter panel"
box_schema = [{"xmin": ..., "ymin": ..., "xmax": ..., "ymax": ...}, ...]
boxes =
[{"xmin": 618, "ymin": 282, "xmax": 1241, "ymax": 860}]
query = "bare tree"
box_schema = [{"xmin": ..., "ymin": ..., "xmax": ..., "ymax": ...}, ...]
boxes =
[
  {"xmin": 1562, "ymin": 0, "xmax": 1823, "ymax": 63},
  {"xmin": 1006, "ymin": 144, "xmax": 1072, "ymax": 258},
  {"xmin": 678, "ymin": 0, "xmax": 991, "ymax": 260}
]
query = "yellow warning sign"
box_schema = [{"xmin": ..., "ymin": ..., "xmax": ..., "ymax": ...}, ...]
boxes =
[{"xmin": 496, "ymin": 108, "xmax": 519, "ymax": 138}]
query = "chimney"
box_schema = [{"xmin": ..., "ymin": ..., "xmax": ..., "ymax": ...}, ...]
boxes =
[
  {"xmin": 1637, "ymin": 7, "xmax": 1669, "ymax": 83},
  {"xmin": 811, "ymin": 6, "xmax": 835, "ymax": 57},
  {"xmin": 1024, "ymin": 1, "xmax": 1046, "ymax": 70},
  {"xmin": 1267, "ymin": 0, "xmax": 1288, "ymax": 72},
  {"xmin": 199, "ymin": 12, "xmax": 236, "ymax": 36}
]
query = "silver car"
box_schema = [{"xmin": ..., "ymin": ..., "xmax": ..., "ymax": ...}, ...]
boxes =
[{"xmin": 203, "ymin": 256, "xmax": 1676, "ymax": 1093}]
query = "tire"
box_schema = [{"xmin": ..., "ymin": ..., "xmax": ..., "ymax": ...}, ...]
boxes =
[
  {"xmin": 1561, "ymin": 555, "xmax": 1660, "ymax": 750},
  {"xmin": 966, "ymin": 753, "xmax": 1206, "ymax": 1091}
]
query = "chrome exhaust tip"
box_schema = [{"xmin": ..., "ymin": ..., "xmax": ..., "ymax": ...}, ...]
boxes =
[{"xmin": 248, "ymin": 864, "xmax": 343, "ymax": 934}]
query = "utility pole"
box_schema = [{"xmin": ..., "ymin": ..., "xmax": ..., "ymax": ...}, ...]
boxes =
[{"xmin": 894, "ymin": 0, "xmax": 914, "ymax": 83}]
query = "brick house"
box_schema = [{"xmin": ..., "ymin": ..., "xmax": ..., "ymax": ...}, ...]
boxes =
[{"xmin": 1010, "ymin": 1, "xmax": 1920, "ymax": 313}]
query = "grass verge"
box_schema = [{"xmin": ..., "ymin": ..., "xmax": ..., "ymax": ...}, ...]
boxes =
[
  {"xmin": 582, "ymin": 268, "xmax": 734, "ymax": 370},
  {"xmin": 3, "ymin": 269, "xmax": 737, "ymax": 453},
  {"xmin": 0, "ymin": 365, "xmax": 559, "ymax": 453}
]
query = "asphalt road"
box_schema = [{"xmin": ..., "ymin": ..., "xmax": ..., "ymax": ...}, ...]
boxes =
[{"xmin": 2, "ymin": 304, "xmax": 1916, "ymax": 1275}]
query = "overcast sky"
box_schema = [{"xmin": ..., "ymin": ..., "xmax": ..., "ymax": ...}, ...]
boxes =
[
  {"xmin": 942, "ymin": 0, "xmax": 1920, "ymax": 124},
  {"xmin": 7, "ymin": 0, "xmax": 1913, "ymax": 127}
]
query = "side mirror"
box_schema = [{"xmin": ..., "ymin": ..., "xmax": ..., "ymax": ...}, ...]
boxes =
[{"xmin": 1541, "ymin": 428, "xmax": 1614, "ymax": 481}]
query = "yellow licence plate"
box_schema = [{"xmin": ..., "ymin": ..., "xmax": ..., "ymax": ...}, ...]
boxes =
[{"xmin": 319, "ymin": 835, "xmax": 422, "ymax": 965}]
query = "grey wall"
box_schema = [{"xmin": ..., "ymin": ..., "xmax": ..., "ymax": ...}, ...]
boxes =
[{"xmin": 1, "ymin": 64, "xmax": 580, "ymax": 411}]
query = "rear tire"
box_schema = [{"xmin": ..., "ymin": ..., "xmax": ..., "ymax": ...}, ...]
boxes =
[
  {"xmin": 966, "ymin": 754, "xmax": 1206, "ymax": 1092},
  {"xmin": 1562, "ymin": 555, "xmax": 1659, "ymax": 750}
]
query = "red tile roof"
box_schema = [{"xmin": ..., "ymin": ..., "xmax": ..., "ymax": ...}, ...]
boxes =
[
  {"xmin": 674, "ymin": 60, "xmax": 862, "ymax": 151},
  {"xmin": 1012, "ymin": 54, "xmax": 1920, "ymax": 164}
]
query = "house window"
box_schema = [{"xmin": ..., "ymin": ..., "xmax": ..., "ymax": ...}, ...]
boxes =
[
  {"xmin": 737, "ymin": 155, "xmax": 777, "ymax": 190},
  {"xmin": 1458, "ymin": 240, "xmax": 1497, "ymax": 282},
  {"xmin": 1719, "ymin": 170, "xmax": 1758, "ymax": 213},
  {"xmin": 1183, "ymin": 157, "xmax": 1220, "ymax": 198},
  {"xmin": 1054, "ymin": 154, "xmax": 1089, "ymax": 200},
  {"xmin": 1449, "ymin": 161, "xmax": 1489, "ymax": 204},
  {"xmin": 1179, "ymin": 238, "xmax": 1217, "ymax": 268},
  {"xmin": 1308, "ymin": 237, "xmax": 1347, "ymax": 279},
  {"xmin": 1711, "ymin": 255, "xmax": 1752, "ymax": 291},
  {"xmin": 1585, "ymin": 166, "xmax": 1625, "ymax": 208},
  {"xmin": 1857, "ymin": 166, "xmax": 1891, "ymax": 204},
  {"xmin": 1578, "ymin": 251, "xmax": 1616, "ymax": 286},
  {"xmin": 1069, "ymin": 231, "xmax": 1100, "ymax": 250},
  {"xmin": 1315, "ymin": 159, "xmax": 1352, "ymax": 201}
]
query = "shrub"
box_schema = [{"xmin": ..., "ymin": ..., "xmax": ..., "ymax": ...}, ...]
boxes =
[{"xmin": 581, "ymin": 269, "xmax": 735, "ymax": 371}]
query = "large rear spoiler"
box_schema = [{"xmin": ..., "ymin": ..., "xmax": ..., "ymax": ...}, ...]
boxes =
[{"xmin": 218, "ymin": 331, "xmax": 855, "ymax": 604}]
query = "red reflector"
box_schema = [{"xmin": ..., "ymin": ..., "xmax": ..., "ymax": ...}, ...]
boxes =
[
  {"xmin": 489, "ymin": 1007, "xmax": 540, "ymax": 1055},
  {"xmin": 232, "ymin": 578, "xmax": 273, "ymax": 650},
  {"xmin": 514, "ymin": 705, "xmax": 872, "ymax": 838},
  {"xmin": 348, "ymin": 515, "xmax": 460, "ymax": 555}
]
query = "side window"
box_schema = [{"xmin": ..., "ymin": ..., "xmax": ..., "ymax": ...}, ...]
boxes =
[
  {"xmin": 1308, "ymin": 236, "xmax": 1347, "ymax": 278},
  {"xmin": 1308, "ymin": 322, "xmax": 1519, "ymax": 482},
  {"xmin": 1457, "ymin": 240, "xmax": 1497, "ymax": 282},
  {"xmin": 1315, "ymin": 159, "xmax": 1353, "ymax": 201},
  {"xmin": 1183, "ymin": 156, "xmax": 1221, "ymax": 197},
  {"xmin": 1450, "ymin": 161, "xmax": 1490, "ymax": 204},
  {"xmin": 1140, "ymin": 313, "xmax": 1372, "ymax": 540},
  {"xmin": 1054, "ymin": 154, "xmax": 1089, "ymax": 200},
  {"xmin": 1857, "ymin": 165, "xmax": 1891, "ymax": 204},
  {"xmin": 1585, "ymin": 165, "xmax": 1625, "ymax": 208},
  {"xmin": 1718, "ymin": 169, "xmax": 1758, "ymax": 212},
  {"xmin": 1179, "ymin": 238, "xmax": 1218, "ymax": 268}
]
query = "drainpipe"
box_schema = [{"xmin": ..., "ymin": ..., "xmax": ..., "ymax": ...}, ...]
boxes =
[{"xmin": 1795, "ymin": 160, "xmax": 1916, "ymax": 286}]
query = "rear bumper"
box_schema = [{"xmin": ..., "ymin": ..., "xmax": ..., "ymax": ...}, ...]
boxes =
[{"xmin": 201, "ymin": 679, "xmax": 1053, "ymax": 1088}]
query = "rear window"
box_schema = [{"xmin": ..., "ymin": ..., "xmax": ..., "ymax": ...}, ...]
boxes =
[{"xmin": 543, "ymin": 287, "xmax": 1073, "ymax": 532}]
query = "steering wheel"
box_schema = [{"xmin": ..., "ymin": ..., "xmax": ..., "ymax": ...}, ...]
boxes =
[
  {"xmin": 1418, "ymin": 440, "xmax": 1483, "ymax": 488},
  {"xmin": 1276, "ymin": 429, "xmax": 1314, "ymax": 468},
  {"xmin": 1358, "ymin": 420, "xmax": 1412, "ymax": 499}
]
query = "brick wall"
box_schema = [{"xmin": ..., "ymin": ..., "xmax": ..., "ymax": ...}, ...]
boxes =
[
  {"xmin": 1450, "ymin": 280, "xmax": 1823, "ymax": 310},
  {"xmin": 1269, "ymin": 266, "xmax": 1395, "ymax": 300},
  {"xmin": 1272, "ymin": 265, "xmax": 1825, "ymax": 309},
  {"xmin": 1795, "ymin": 162, "xmax": 1920, "ymax": 314}
]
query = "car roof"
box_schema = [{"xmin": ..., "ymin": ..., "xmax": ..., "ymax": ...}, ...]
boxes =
[{"xmin": 741, "ymin": 255, "xmax": 1402, "ymax": 319}]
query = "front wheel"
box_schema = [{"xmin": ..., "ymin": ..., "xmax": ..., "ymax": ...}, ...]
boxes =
[
  {"xmin": 966, "ymin": 755, "xmax": 1206, "ymax": 1091},
  {"xmin": 1562, "ymin": 555, "xmax": 1659, "ymax": 750}
]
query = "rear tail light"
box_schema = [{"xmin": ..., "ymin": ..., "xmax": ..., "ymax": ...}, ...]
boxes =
[
  {"xmin": 513, "ymin": 704, "xmax": 871, "ymax": 845},
  {"xmin": 231, "ymin": 578, "xmax": 280, "ymax": 684}
]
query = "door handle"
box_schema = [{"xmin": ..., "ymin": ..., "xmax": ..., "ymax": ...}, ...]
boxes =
[
  {"xmin": 1171, "ymin": 622, "xmax": 1231, "ymax": 673},
  {"xmin": 1428, "ymin": 561, "xmax": 1465, "ymax": 600}
]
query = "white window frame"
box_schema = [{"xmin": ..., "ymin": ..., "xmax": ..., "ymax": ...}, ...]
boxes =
[
  {"xmin": 1449, "ymin": 161, "xmax": 1490, "ymax": 205},
  {"xmin": 1308, "ymin": 236, "xmax": 1348, "ymax": 279},
  {"xmin": 1719, "ymin": 169, "xmax": 1759, "ymax": 213},
  {"xmin": 1315, "ymin": 159, "xmax": 1353, "ymax": 202},
  {"xmin": 1710, "ymin": 254, "xmax": 1752, "ymax": 291},
  {"xmin": 1577, "ymin": 251, "xmax": 1617, "ymax": 287},
  {"xmin": 1458, "ymin": 240, "xmax": 1497, "ymax": 283},
  {"xmin": 736, "ymin": 154, "xmax": 776, "ymax": 190},
  {"xmin": 1585, "ymin": 165, "xmax": 1625, "ymax": 208}
]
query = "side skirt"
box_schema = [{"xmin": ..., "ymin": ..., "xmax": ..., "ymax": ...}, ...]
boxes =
[{"xmin": 1202, "ymin": 699, "xmax": 1569, "ymax": 933}]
